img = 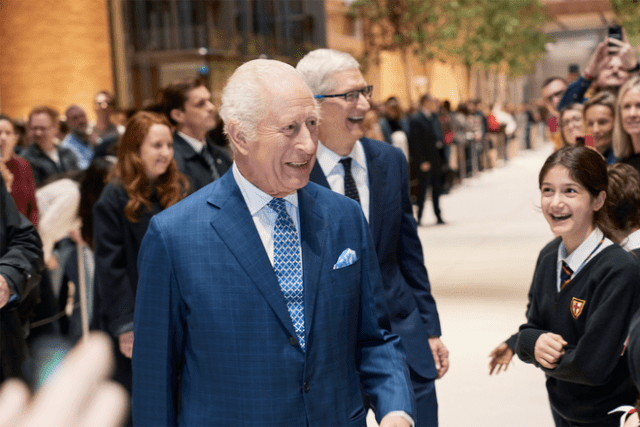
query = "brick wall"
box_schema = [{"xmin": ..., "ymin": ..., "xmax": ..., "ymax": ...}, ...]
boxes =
[{"xmin": 0, "ymin": 0, "xmax": 113, "ymax": 121}]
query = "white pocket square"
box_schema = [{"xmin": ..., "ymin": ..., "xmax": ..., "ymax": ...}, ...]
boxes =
[{"xmin": 333, "ymin": 248, "xmax": 358, "ymax": 270}]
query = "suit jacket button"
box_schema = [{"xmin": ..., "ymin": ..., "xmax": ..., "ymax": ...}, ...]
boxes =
[
  {"xmin": 303, "ymin": 382, "xmax": 310, "ymax": 392},
  {"xmin": 289, "ymin": 336, "xmax": 297, "ymax": 346}
]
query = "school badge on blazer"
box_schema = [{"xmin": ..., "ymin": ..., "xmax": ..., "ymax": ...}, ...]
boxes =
[{"xmin": 571, "ymin": 297, "xmax": 586, "ymax": 319}]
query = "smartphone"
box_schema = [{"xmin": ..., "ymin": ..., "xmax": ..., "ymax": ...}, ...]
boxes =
[{"xmin": 608, "ymin": 25, "xmax": 623, "ymax": 50}]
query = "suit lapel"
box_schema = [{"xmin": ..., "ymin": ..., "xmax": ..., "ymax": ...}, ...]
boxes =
[
  {"xmin": 207, "ymin": 173, "xmax": 297, "ymax": 339},
  {"xmin": 309, "ymin": 162, "xmax": 330, "ymax": 189},
  {"xmin": 297, "ymin": 184, "xmax": 327, "ymax": 343},
  {"xmin": 173, "ymin": 132, "xmax": 199, "ymax": 160},
  {"xmin": 361, "ymin": 138, "xmax": 384, "ymax": 246}
]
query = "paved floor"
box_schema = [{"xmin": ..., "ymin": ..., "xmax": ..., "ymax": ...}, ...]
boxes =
[{"xmin": 370, "ymin": 143, "xmax": 558, "ymax": 426}]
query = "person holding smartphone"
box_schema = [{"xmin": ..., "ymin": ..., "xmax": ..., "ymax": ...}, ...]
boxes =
[{"xmin": 558, "ymin": 26, "xmax": 638, "ymax": 112}]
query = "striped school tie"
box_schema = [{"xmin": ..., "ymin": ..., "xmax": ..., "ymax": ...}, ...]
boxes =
[{"xmin": 560, "ymin": 261, "xmax": 573, "ymax": 290}]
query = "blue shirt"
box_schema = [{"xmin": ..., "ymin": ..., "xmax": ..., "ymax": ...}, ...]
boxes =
[{"xmin": 61, "ymin": 133, "xmax": 93, "ymax": 170}]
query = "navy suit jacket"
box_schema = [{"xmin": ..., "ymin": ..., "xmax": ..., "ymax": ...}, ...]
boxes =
[
  {"xmin": 310, "ymin": 138, "xmax": 440, "ymax": 380},
  {"xmin": 132, "ymin": 169, "xmax": 414, "ymax": 426},
  {"xmin": 172, "ymin": 132, "xmax": 232, "ymax": 193}
]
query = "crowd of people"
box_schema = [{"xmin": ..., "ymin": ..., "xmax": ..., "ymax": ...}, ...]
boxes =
[
  {"xmin": 484, "ymin": 26, "xmax": 640, "ymax": 427},
  {"xmin": 1, "ymin": 26, "xmax": 640, "ymax": 427}
]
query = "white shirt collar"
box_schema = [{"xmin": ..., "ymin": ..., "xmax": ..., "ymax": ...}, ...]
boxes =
[
  {"xmin": 316, "ymin": 139, "xmax": 365, "ymax": 176},
  {"xmin": 623, "ymin": 229, "xmax": 640, "ymax": 251},
  {"xmin": 559, "ymin": 228, "xmax": 607, "ymax": 272},
  {"xmin": 177, "ymin": 131, "xmax": 205, "ymax": 153},
  {"xmin": 232, "ymin": 163, "xmax": 298, "ymax": 215}
]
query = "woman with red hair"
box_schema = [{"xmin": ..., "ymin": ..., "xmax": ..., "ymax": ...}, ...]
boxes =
[{"xmin": 93, "ymin": 111, "xmax": 188, "ymax": 398}]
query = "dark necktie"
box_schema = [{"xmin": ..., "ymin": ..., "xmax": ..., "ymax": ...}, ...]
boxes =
[
  {"xmin": 560, "ymin": 261, "xmax": 573, "ymax": 290},
  {"xmin": 200, "ymin": 147, "xmax": 221, "ymax": 180},
  {"xmin": 339, "ymin": 157, "xmax": 360, "ymax": 204}
]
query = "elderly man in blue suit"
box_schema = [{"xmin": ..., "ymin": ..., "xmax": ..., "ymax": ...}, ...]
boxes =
[
  {"xmin": 299, "ymin": 49, "xmax": 448, "ymax": 426},
  {"xmin": 132, "ymin": 59, "xmax": 415, "ymax": 426}
]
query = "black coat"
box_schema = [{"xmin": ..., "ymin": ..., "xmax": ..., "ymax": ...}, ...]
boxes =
[
  {"xmin": 408, "ymin": 111, "xmax": 442, "ymax": 180},
  {"xmin": 22, "ymin": 143, "xmax": 79, "ymax": 187},
  {"xmin": 0, "ymin": 175, "xmax": 44, "ymax": 381},
  {"xmin": 93, "ymin": 183, "xmax": 161, "ymax": 338},
  {"xmin": 173, "ymin": 132, "xmax": 232, "ymax": 193}
]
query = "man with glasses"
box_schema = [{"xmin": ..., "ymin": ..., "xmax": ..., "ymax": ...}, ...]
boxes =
[
  {"xmin": 299, "ymin": 49, "xmax": 447, "ymax": 427},
  {"xmin": 23, "ymin": 106, "xmax": 78, "ymax": 187},
  {"xmin": 540, "ymin": 77, "xmax": 567, "ymax": 150}
]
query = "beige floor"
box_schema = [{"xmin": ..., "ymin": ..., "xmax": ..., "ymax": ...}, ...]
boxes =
[{"xmin": 370, "ymin": 143, "xmax": 557, "ymax": 426}]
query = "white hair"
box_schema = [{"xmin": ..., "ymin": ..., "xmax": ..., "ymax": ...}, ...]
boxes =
[
  {"xmin": 219, "ymin": 59, "xmax": 304, "ymax": 141},
  {"xmin": 296, "ymin": 49, "xmax": 361, "ymax": 97}
]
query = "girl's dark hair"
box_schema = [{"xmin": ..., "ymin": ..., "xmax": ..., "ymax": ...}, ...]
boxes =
[
  {"xmin": 539, "ymin": 146, "xmax": 617, "ymax": 242},
  {"xmin": 606, "ymin": 163, "xmax": 640, "ymax": 233}
]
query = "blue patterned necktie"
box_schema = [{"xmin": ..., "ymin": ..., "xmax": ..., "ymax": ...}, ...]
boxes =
[
  {"xmin": 268, "ymin": 198, "xmax": 305, "ymax": 351},
  {"xmin": 340, "ymin": 157, "xmax": 360, "ymax": 204}
]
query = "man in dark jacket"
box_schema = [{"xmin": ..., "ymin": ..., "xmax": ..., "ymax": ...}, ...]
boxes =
[
  {"xmin": 408, "ymin": 94, "xmax": 445, "ymax": 225},
  {"xmin": 22, "ymin": 106, "xmax": 78, "ymax": 187},
  {"xmin": 161, "ymin": 79, "xmax": 232, "ymax": 193},
  {"xmin": 300, "ymin": 49, "xmax": 447, "ymax": 427},
  {"xmin": 0, "ymin": 174, "xmax": 44, "ymax": 382}
]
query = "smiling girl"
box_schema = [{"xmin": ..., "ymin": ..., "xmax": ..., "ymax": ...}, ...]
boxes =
[{"xmin": 515, "ymin": 146, "xmax": 640, "ymax": 426}]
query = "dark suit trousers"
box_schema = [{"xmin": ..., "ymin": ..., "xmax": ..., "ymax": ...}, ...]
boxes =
[
  {"xmin": 411, "ymin": 369, "xmax": 438, "ymax": 426},
  {"xmin": 416, "ymin": 175, "xmax": 442, "ymax": 223}
]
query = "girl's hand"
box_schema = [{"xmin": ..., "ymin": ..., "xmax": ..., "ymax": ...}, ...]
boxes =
[
  {"xmin": 488, "ymin": 342, "xmax": 513, "ymax": 375},
  {"xmin": 118, "ymin": 331, "xmax": 134, "ymax": 359},
  {"xmin": 534, "ymin": 333, "xmax": 567, "ymax": 369}
]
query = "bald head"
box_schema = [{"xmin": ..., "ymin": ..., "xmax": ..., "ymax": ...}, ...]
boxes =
[{"xmin": 65, "ymin": 105, "xmax": 89, "ymax": 137}]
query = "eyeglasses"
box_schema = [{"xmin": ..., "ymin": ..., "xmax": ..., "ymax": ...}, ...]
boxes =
[{"xmin": 314, "ymin": 85, "xmax": 373, "ymax": 102}]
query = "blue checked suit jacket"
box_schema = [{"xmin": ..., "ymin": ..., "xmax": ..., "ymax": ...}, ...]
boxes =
[
  {"xmin": 132, "ymin": 170, "xmax": 415, "ymax": 426},
  {"xmin": 310, "ymin": 138, "xmax": 441, "ymax": 381}
]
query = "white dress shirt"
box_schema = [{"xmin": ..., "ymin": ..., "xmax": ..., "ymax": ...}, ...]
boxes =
[
  {"xmin": 177, "ymin": 131, "xmax": 205, "ymax": 153},
  {"xmin": 232, "ymin": 163, "xmax": 301, "ymax": 267},
  {"xmin": 315, "ymin": 140, "xmax": 370, "ymax": 222},
  {"xmin": 623, "ymin": 229, "xmax": 640, "ymax": 251},
  {"xmin": 556, "ymin": 228, "xmax": 613, "ymax": 292}
]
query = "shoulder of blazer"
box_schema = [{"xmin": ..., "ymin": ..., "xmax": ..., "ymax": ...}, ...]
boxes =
[
  {"xmin": 172, "ymin": 132, "xmax": 198, "ymax": 160},
  {"xmin": 361, "ymin": 137, "xmax": 403, "ymax": 158}
]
